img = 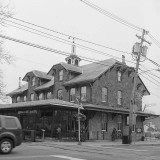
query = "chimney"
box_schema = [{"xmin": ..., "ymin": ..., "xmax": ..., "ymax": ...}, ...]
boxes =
[
  {"xmin": 122, "ymin": 55, "xmax": 126, "ymax": 65},
  {"xmin": 18, "ymin": 77, "xmax": 22, "ymax": 88}
]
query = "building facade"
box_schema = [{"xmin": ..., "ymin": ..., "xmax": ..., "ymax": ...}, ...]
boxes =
[{"xmin": 0, "ymin": 53, "xmax": 153, "ymax": 141}]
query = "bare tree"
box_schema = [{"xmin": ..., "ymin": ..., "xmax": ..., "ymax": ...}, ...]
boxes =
[{"xmin": 0, "ymin": 2, "xmax": 13, "ymax": 103}]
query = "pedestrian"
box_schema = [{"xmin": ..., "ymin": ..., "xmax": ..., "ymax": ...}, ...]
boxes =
[{"xmin": 56, "ymin": 125, "xmax": 61, "ymax": 140}]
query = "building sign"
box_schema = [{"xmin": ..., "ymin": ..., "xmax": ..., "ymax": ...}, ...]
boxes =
[{"xmin": 18, "ymin": 110, "xmax": 37, "ymax": 114}]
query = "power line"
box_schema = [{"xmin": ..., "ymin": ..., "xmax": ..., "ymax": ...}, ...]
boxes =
[
  {"xmin": 148, "ymin": 33, "xmax": 160, "ymax": 49},
  {"xmin": 4, "ymin": 19, "xmax": 136, "ymax": 65},
  {"xmin": 10, "ymin": 16, "xmax": 132, "ymax": 55},
  {"xmin": 80, "ymin": 0, "xmax": 142, "ymax": 32},
  {"xmin": 0, "ymin": 34, "xmax": 120, "ymax": 68}
]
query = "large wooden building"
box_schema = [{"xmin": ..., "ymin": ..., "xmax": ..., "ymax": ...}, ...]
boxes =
[{"xmin": 0, "ymin": 52, "xmax": 153, "ymax": 141}]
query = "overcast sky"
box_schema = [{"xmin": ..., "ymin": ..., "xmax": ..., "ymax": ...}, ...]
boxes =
[{"xmin": 1, "ymin": 0, "xmax": 160, "ymax": 113}]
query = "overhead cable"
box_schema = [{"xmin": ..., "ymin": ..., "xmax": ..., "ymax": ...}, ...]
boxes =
[{"xmin": 80, "ymin": 0, "xmax": 142, "ymax": 32}]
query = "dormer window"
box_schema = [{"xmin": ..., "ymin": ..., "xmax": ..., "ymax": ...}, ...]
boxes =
[
  {"xmin": 59, "ymin": 70, "xmax": 63, "ymax": 81},
  {"xmin": 117, "ymin": 71, "xmax": 122, "ymax": 82},
  {"xmin": 31, "ymin": 77, "xmax": 36, "ymax": 86}
]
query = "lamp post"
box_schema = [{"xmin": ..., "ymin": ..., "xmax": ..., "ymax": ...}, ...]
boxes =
[{"xmin": 75, "ymin": 97, "xmax": 84, "ymax": 145}]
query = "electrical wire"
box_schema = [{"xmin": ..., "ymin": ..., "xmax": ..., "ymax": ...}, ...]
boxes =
[
  {"xmin": 80, "ymin": 0, "xmax": 142, "ymax": 32},
  {"xmin": 0, "ymin": 34, "xmax": 121, "ymax": 68},
  {"xmin": 148, "ymin": 33, "xmax": 160, "ymax": 49},
  {"xmin": 4, "ymin": 19, "xmax": 136, "ymax": 65},
  {"xmin": 9, "ymin": 16, "xmax": 132, "ymax": 55}
]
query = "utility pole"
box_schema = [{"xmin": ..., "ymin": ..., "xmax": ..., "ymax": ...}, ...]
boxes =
[{"xmin": 128, "ymin": 29, "xmax": 151, "ymax": 144}]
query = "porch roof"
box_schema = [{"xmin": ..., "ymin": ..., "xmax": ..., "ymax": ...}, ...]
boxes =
[
  {"xmin": 0, "ymin": 99, "xmax": 78, "ymax": 110},
  {"xmin": 83, "ymin": 103, "xmax": 158, "ymax": 117}
]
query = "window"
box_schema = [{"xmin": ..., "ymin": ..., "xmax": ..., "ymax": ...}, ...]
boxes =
[
  {"xmin": 125, "ymin": 116, "xmax": 129, "ymax": 126},
  {"xmin": 38, "ymin": 93, "xmax": 44, "ymax": 100},
  {"xmin": 101, "ymin": 113, "xmax": 108, "ymax": 131},
  {"xmin": 68, "ymin": 59, "xmax": 71, "ymax": 64},
  {"xmin": 117, "ymin": 71, "xmax": 122, "ymax": 82},
  {"xmin": 31, "ymin": 77, "xmax": 36, "ymax": 86},
  {"xmin": 59, "ymin": 70, "xmax": 63, "ymax": 81},
  {"xmin": 70, "ymin": 88, "xmax": 75, "ymax": 102},
  {"xmin": 17, "ymin": 96, "xmax": 20, "ymax": 102},
  {"xmin": 117, "ymin": 122, "xmax": 122, "ymax": 131},
  {"xmin": 81, "ymin": 86, "xmax": 86, "ymax": 102},
  {"xmin": 117, "ymin": 91, "xmax": 122, "ymax": 105},
  {"xmin": 117, "ymin": 115, "xmax": 122, "ymax": 131},
  {"xmin": 102, "ymin": 88, "xmax": 108, "ymax": 102},
  {"xmin": 23, "ymin": 95, "xmax": 27, "ymax": 102},
  {"xmin": 30, "ymin": 93, "xmax": 34, "ymax": 101},
  {"xmin": 75, "ymin": 59, "xmax": 79, "ymax": 66},
  {"xmin": 4, "ymin": 117, "xmax": 17, "ymax": 129},
  {"xmin": 57, "ymin": 90, "xmax": 63, "ymax": 100},
  {"xmin": 47, "ymin": 92, "xmax": 52, "ymax": 99}
]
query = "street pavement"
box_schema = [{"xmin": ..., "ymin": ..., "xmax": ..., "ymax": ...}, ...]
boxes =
[{"xmin": 1, "ymin": 138, "xmax": 160, "ymax": 160}]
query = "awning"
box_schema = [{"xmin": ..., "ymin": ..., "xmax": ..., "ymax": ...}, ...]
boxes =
[{"xmin": 0, "ymin": 99, "xmax": 78, "ymax": 110}]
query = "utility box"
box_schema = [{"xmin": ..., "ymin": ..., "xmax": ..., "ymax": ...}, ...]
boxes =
[{"xmin": 122, "ymin": 135, "xmax": 129, "ymax": 144}]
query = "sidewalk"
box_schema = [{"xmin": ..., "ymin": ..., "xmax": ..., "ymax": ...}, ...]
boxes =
[{"xmin": 25, "ymin": 138, "xmax": 160, "ymax": 148}]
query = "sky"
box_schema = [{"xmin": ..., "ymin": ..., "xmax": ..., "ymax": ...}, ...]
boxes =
[{"xmin": 0, "ymin": 0, "xmax": 160, "ymax": 114}]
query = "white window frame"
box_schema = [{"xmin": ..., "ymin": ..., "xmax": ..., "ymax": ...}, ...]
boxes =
[
  {"xmin": 117, "ymin": 90, "xmax": 122, "ymax": 105},
  {"xmin": 117, "ymin": 71, "xmax": 122, "ymax": 82},
  {"xmin": 57, "ymin": 90, "xmax": 63, "ymax": 100},
  {"xmin": 30, "ymin": 93, "xmax": 34, "ymax": 101},
  {"xmin": 23, "ymin": 95, "xmax": 27, "ymax": 102},
  {"xmin": 70, "ymin": 88, "xmax": 75, "ymax": 102},
  {"xmin": 17, "ymin": 96, "xmax": 20, "ymax": 102},
  {"xmin": 59, "ymin": 70, "xmax": 63, "ymax": 81},
  {"xmin": 102, "ymin": 87, "xmax": 108, "ymax": 102},
  {"xmin": 47, "ymin": 92, "xmax": 52, "ymax": 99},
  {"xmin": 38, "ymin": 93, "xmax": 44, "ymax": 100},
  {"xmin": 31, "ymin": 77, "xmax": 36, "ymax": 86},
  {"xmin": 81, "ymin": 86, "xmax": 86, "ymax": 102}
]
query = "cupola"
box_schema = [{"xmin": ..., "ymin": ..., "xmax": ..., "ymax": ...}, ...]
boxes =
[{"xmin": 65, "ymin": 38, "xmax": 81, "ymax": 66}]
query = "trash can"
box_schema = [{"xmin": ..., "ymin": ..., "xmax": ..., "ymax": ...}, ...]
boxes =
[
  {"xmin": 31, "ymin": 130, "xmax": 36, "ymax": 142},
  {"xmin": 122, "ymin": 135, "xmax": 129, "ymax": 144}
]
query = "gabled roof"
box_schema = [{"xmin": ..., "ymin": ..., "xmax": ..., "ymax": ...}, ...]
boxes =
[
  {"xmin": 0, "ymin": 99, "xmax": 78, "ymax": 109},
  {"xmin": 6, "ymin": 83, "xmax": 28, "ymax": 96},
  {"xmin": 34, "ymin": 79, "xmax": 54, "ymax": 91},
  {"xmin": 64, "ymin": 58, "xmax": 118, "ymax": 86},
  {"xmin": 23, "ymin": 70, "xmax": 53, "ymax": 81},
  {"xmin": 48, "ymin": 62, "xmax": 82, "ymax": 74}
]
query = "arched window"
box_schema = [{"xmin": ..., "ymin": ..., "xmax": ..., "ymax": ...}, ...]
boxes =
[
  {"xmin": 38, "ymin": 93, "xmax": 44, "ymax": 100},
  {"xmin": 68, "ymin": 59, "xmax": 71, "ymax": 64},
  {"xmin": 117, "ymin": 71, "xmax": 122, "ymax": 82},
  {"xmin": 17, "ymin": 96, "xmax": 21, "ymax": 103},
  {"xmin": 102, "ymin": 88, "xmax": 108, "ymax": 102},
  {"xmin": 75, "ymin": 59, "xmax": 79, "ymax": 66},
  {"xmin": 59, "ymin": 70, "xmax": 63, "ymax": 81},
  {"xmin": 47, "ymin": 92, "xmax": 52, "ymax": 99},
  {"xmin": 30, "ymin": 93, "xmax": 34, "ymax": 101},
  {"xmin": 117, "ymin": 91, "xmax": 122, "ymax": 105},
  {"xmin": 81, "ymin": 86, "xmax": 86, "ymax": 102},
  {"xmin": 31, "ymin": 77, "xmax": 36, "ymax": 86},
  {"xmin": 70, "ymin": 88, "xmax": 75, "ymax": 102},
  {"xmin": 57, "ymin": 90, "xmax": 63, "ymax": 100},
  {"xmin": 23, "ymin": 95, "xmax": 27, "ymax": 102}
]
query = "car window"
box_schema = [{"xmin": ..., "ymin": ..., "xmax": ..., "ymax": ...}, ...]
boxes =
[{"xmin": 4, "ymin": 117, "xmax": 17, "ymax": 129}]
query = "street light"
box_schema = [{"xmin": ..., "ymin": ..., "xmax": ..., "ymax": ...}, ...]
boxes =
[{"xmin": 75, "ymin": 97, "xmax": 84, "ymax": 145}]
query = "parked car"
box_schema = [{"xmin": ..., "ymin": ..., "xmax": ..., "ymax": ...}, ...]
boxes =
[{"xmin": 0, "ymin": 115, "xmax": 22, "ymax": 154}]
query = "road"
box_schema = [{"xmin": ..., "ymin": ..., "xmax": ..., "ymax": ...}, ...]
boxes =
[{"xmin": 1, "ymin": 142, "xmax": 160, "ymax": 160}]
